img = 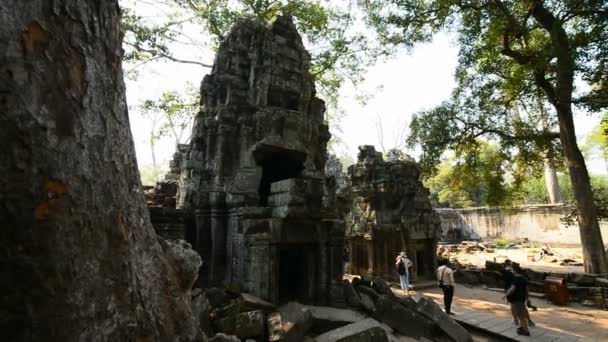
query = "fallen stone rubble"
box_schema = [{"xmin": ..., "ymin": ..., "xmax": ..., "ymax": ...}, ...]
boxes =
[{"xmin": 189, "ymin": 278, "xmax": 473, "ymax": 341}]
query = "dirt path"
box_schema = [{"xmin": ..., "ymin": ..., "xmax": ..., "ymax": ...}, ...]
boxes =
[{"xmin": 410, "ymin": 285, "xmax": 608, "ymax": 341}]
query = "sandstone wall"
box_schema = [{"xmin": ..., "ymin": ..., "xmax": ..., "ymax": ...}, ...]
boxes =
[{"xmin": 437, "ymin": 205, "xmax": 608, "ymax": 245}]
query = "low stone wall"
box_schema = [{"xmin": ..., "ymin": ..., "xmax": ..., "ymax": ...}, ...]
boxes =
[{"xmin": 437, "ymin": 204, "xmax": 608, "ymax": 245}]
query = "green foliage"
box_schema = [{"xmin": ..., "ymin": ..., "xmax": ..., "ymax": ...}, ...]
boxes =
[
  {"xmin": 561, "ymin": 174, "xmax": 608, "ymax": 225},
  {"xmin": 582, "ymin": 113, "xmax": 608, "ymax": 171},
  {"xmin": 361, "ymin": 0, "xmax": 608, "ymax": 113},
  {"xmin": 140, "ymin": 84, "xmax": 199, "ymax": 145},
  {"xmin": 495, "ymin": 239, "xmax": 509, "ymax": 248},
  {"xmin": 512, "ymin": 174, "xmax": 549, "ymax": 204},
  {"xmin": 121, "ymin": 0, "xmax": 387, "ymax": 114},
  {"xmin": 140, "ymin": 164, "xmax": 168, "ymax": 185},
  {"xmin": 423, "ymin": 141, "xmax": 510, "ymax": 208}
]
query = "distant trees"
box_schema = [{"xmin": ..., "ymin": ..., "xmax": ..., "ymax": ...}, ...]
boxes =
[{"xmin": 424, "ymin": 141, "xmax": 509, "ymax": 208}]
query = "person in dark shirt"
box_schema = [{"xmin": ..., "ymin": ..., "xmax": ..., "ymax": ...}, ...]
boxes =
[
  {"xmin": 500, "ymin": 259, "xmax": 515, "ymax": 292},
  {"xmin": 500, "ymin": 260, "xmax": 519, "ymax": 325},
  {"xmin": 503, "ymin": 264, "xmax": 530, "ymax": 336}
]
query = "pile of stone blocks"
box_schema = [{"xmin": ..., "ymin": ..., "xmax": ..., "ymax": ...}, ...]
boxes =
[
  {"xmin": 190, "ymin": 282, "xmax": 473, "ymax": 341},
  {"xmin": 342, "ymin": 276, "xmax": 473, "ymax": 342}
]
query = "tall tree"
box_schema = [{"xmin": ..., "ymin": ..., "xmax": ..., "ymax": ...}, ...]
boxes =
[
  {"xmin": 364, "ymin": 0, "xmax": 608, "ymax": 273},
  {"xmin": 0, "ymin": 1, "xmax": 202, "ymax": 340}
]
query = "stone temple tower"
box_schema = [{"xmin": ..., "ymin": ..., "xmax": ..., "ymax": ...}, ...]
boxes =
[{"xmin": 175, "ymin": 16, "xmax": 344, "ymax": 305}]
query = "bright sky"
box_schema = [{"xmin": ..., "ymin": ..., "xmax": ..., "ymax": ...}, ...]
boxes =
[{"xmin": 123, "ymin": 2, "xmax": 605, "ymax": 178}]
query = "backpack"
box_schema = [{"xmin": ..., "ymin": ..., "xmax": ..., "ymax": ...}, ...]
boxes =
[{"xmin": 397, "ymin": 260, "xmax": 406, "ymax": 275}]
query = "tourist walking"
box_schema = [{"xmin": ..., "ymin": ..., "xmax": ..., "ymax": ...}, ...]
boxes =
[
  {"xmin": 395, "ymin": 251, "xmax": 412, "ymax": 294},
  {"xmin": 500, "ymin": 259, "xmax": 518, "ymax": 324},
  {"xmin": 502, "ymin": 260, "xmax": 536, "ymax": 327},
  {"xmin": 503, "ymin": 264, "xmax": 531, "ymax": 336},
  {"xmin": 343, "ymin": 247, "xmax": 350, "ymax": 275},
  {"xmin": 437, "ymin": 258, "xmax": 455, "ymax": 315}
]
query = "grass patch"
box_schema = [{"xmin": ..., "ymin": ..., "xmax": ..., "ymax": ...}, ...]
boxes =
[{"xmin": 495, "ymin": 239, "xmax": 510, "ymax": 248}]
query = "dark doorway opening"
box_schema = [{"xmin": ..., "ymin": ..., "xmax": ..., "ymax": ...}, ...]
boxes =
[
  {"xmin": 279, "ymin": 247, "xmax": 312, "ymax": 303},
  {"xmin": 416, "ymin": 250, "xmax": 426, "ymax": 277},
  {"xmin": 258, "ymin": 157, "xmax": 304, "ymax": 206}
]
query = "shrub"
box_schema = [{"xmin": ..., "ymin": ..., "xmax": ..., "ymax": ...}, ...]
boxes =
[{"xmin": 495, "ymin": 239, "xmax": 509, "ymax": 248}]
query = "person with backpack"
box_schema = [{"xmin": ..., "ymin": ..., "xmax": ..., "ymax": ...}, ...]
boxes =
[
  {"xmin": 437, "ymin": 258, "xmax": 455, "ymax": 315},
  {"xmin": 503, "ymin": 264, "xmax": 531, "ymax": 336},
  {"xmin": 395, "ymin": 251, "xmax": 412, "ymax": 294}
]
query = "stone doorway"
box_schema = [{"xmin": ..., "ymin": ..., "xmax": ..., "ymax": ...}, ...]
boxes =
[{"xmin": 278, "ymin": 245, "xmax": 317, "ymax": 303}]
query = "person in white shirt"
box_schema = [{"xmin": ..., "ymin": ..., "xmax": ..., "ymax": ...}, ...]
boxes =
[
  {"xmin": 395, "ymin": 251, "xmax": 412, "ymax": 294},
  {"xmin": 437, "ymin": 258, "xmax": 455, "ymax": 315}
]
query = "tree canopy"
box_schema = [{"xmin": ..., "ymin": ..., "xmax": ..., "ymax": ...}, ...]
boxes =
[{"xmin": 121, "ymin": 0, "xmax": 387, "ymax": 108}]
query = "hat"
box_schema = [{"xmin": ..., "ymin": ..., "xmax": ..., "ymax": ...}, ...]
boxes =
[{"xmin": 399, "ymin": 251, "xmax": 407, "ymax": 257}]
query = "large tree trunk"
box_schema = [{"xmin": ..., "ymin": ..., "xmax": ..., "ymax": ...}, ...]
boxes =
[
  {"xmin": 0, "ymin": 1, "xmax": 202, "ymax": 341},
  {"xmin": 530, "ymin": 3, "xmax": 608, "ymax": 274},
  {"xmin": 554, "ymin": 103, "xmax": 608, "ymax": 273}
]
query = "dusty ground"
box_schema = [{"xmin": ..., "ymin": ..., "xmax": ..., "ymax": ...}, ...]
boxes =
[
  {"xmin": 411, "ymin": 284, "xmax": 608, "ymax": 341},
  {"xmin": 445, "ymin": 245, "xmax": 586, "ymax": 273}
]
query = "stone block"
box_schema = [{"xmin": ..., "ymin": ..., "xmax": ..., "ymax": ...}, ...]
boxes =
[
  {"xmin": 241, "ymin": 292, "xmax": 276, "ymax": 313},
  {"xmin": 268, "ymin": 311, "xmax": 284, "ymax": 342},
  {"xmin": 213, "ymin": 316, "xmax": 236, "ymax": 336},
  {"xmin": 356, "ymin": 285, "xmax": 380, "ymax": 301},
  {"xmin": 205, "ymin": 287, "xmax": 229, "ymax": 308},
  {"xmin": 413, "ymin": 296, "xmax": 472, "ymax": 342},
  {"xmin": 279, "ymin": 302, "xmax": 313, "ymax": 342},
  {"xmin": 191, "ymin": 292, "xmax": 213, "ymax": 336},
  {"xmin": 373, "ymin": 295, "xmax": 434, "ymax": 338},
  {"xmin": 479, "ymin": 270, "xmax": 503, "ymax": 288},
  {"xmin": 570, "ymin": 273, "xmax": 597, "ymax": 286},
  {"xmin": 308, "ymin": 306, "xmax": 366, "ymax": 334},
  {"xmin": 359, "ymin": 292, "xmax": 376, "ymax": 313},
  {"xmin": 454, "ymin": 269, "xmax": 480, "ymax": 285},
  {"xmin": 215, "ymin": 300, "xmax": 241, "ymax": 319},
  {"xmin": 314, "ymin": 318, "xmax": 388, "ymax": 342},
  {"xmin": 343, "ymin": 280, "xmax": 361, "ymax": 308},
  {"xmin": 484, "ymin": 260, "xmax": 503, "ymax": 272},
  {"xmin": 159, "ymin": 239, "xmax": 202, "ymax": 291},
  {"xmin": 235, "ymin": 310, "xmax": 265, "ymax": 339},
  {"xmin": 268, "ymin": 192, "xmax": 306, "ymax": 206},
  {"xmin": 238, "ymin": 206, "xmax": 272, "ymax": 218},
  {"xmin": 209, "ymin": 333, "xmax": 240, "ymax": 342},
  {"xmin": 371, "ymin": 277, "xmax": 394, "ymax": 298}
]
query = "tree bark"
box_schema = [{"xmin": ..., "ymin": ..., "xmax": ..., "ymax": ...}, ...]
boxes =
[
  {"xmin": 0, "ymin": 1, "xmax": 202, "ymax": 341},
  {"xmin": 529, "ymin": 3, "xmax": 608, "ymax": 274}
]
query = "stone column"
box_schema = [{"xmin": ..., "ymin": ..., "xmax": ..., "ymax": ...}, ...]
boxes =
[
  {"xmin": 209, "ymin": 192, "xmax": 227, "ymax": 284},
  {"xmin": 365, "ymin": 233, "xmax": 375, "ymax": 276}
]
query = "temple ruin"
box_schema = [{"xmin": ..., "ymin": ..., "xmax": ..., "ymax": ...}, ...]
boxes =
[
  {"xmin": 344, "ymin": 146, "xmax": 442, "ymax": 281},
  {"xmin": 171, "ymin": 16, "xmax": 344, "ymax": 305}
]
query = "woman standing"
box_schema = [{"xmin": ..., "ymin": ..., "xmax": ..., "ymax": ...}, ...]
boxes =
[{"xmin": 395, "ymin": 251, "xmax": 412, "ymax": 294}]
